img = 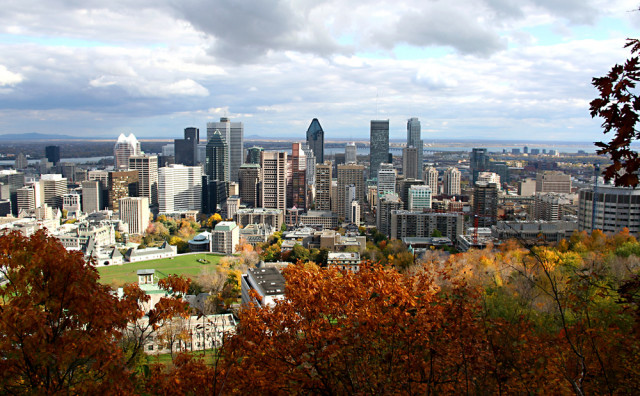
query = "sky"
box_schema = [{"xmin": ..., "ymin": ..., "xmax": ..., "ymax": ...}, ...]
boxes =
[{"xmin": 0, "ymin": 0, "xmax": 639, "ymax": 142}]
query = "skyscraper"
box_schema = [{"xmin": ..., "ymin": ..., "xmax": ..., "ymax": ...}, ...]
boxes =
[
  {"xmin": 260, "ymin": 151, "xmax": 288, "ymax": 210},
  {"xmin": 129, "ymin": 154, "xmax": 158, "ymax": 206},
  {"xmin": 14, "ymin": 152, "xmax": 27, "ymax": 170},
  {"xmin": 470, "ymin": 148, "xmax": 489, "ymax": 184},
  {"xmin": 306, "ymin": 118, "xmax": 324, "ymax": 164},
  {"xmin": 81, "ymin": 180, "xmax": 102, "ymax": 213},
  {"xmin": 114, "ymin": 134, "xmax": 141, "ymax": 170},
  {"xmin": 108, "ymin": 170, "xmax": 138, "ymax": 211},
  {"xmin": 407, "ymin": 117, "xmax": 423, "ymax": 179},
  {"xmin": 45, "ymin": 146, "xmax": 60, "ymax": 166},
  {"xmin": 40, "ymin": 174, "xmax": 67, "ymax": 209},
  {"xmin": 288, "ymin": 143, "xmax": 307, "ymax": 210},
  {"xmin": 238, "ymin": 164, "xmax": 261, "ymax": 208},
  {"xmin": 473, "ymin": 181, "xmax": 498, "ymax": 227},
  {"xmin": 370, "ymin": 120, "xmax": 389, "ymax": 179},
  {"xmin": 443, "ymin": 167, "xmax": 461, "ymax": 196},
  {"xmin": 301, "ymin": 143, "xmax": 316, "ymax": 186},
  {"xmin": 424, "ymin": 166, "xmax": 439, "ymax": 195},
  {"xmin": 408, "ymin": 185, "xmax": 432, "ymax": 211},
  {"xmin": 205, "ymin": 130, "xmax": 228, "ymax": 182},
  {"xmin": 174, "ymin": 127, "xmax": 199, "ymax": 166},
  {"xmin": 402, "ymin": 147, "xmax": 419, "ymax": 179},
  {"xmin": 377, "ymin": 163, "xmax": 396, "ymax": 197},
  {"xmin": 207, "ymin": 117, "xmax": 243, "ymax": 182},
  {"xmin": 337, "ymin": 163, "xmax": 365, "ymax": 219},
  {"xmin": 315, "ymin": 161, "xmax": 332, "ymax": 211},
  {"xmin": 246, "ymin": 146, "xmax": 264, "ymax": 165},
  {"xmin": 345, "ymin": 142, "xmax": 357, "ymax": 164},
  {"xmin": 158, "ymin": 164, "xmax": 202, "ymax": 213}
]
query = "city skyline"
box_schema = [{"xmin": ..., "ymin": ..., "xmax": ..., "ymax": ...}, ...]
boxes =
[{"xmin": 0, "ymin": 1, "xmax": 638, "ymax": 142}]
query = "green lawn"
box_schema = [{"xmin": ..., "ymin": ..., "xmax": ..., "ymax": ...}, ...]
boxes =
[
  {"xmin": 146, "ymin": 350, "xmax": 220, "ymax": 366},
  {"xmin": 98, "ymin": 253, "xmax": 223, "ymax": 287}
]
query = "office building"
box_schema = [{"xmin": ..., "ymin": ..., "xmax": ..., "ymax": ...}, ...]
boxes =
[
  {"xmin": 235, "ymin": 208, "xmax": 284, "ymax": 230},
  {"xmin": 424, "ymin": 166, "xmax": 438, "ymax": 195},
  {"xmin": 202, "ymin": 178, "xmax": 227, "ymax": 214},
  {"xmin": 489, "ymin": 161, "xmax": 509, "ymax": 185},
  {"xmin": 408, "ymin": 185, "xmax": 432, "ymax": 211},
  {"xmin": 477, "ymin": 172, "xmax": 501, "ymax": 187},
  {"xmin": 370, "ymin": 120, "xmax": 389, "ymax": 179},
  {"xmin": 207, "ymin": 117, "xmax": 244, "ymax": 182},
  {"xmin": 17, "ymin": 184, "xmax": 40, "ymax": 212},
  {"xmin": 162, "ymin": 144, "xmax": 175, "ymax": 157},
  {"xmin": 174, "ymin": 127, "xmax": 199, "ymax": 166},
  {"xmin": 206, "ymin": 129, "xmax": 229, "ymax": 182},
  {"xmin": 345, "ymin": 142, "xmax": 357, "ymax": 164},
  {"xmin": 40, "ymin": 174, "xmax": 67, "ymax": 209},
  {"xmin": 534, "ymin": 193, "xmax": 574, "ymax": 221},
  {"xmin": 536, "ymin": 171, "xmax": 572, "ymax": 194},
  {"xmin": 211, "ymin": 221, "xmax": 240, "ymax": 255},
  {"xmin": 81, "ymin": 180, "xmax": 103, "ymax": 214},
  {"xmin": 260, "ymin": 151, "xmax": 288, "ymax": 211},
  {"xmin": 63, "ymin": 193, "xmax": 81, "ymax": 214},
  {"xmin": 238, "ymin": 164, "xmax": 261, "ymax": 208},
  {"xmin": 158, "ymin": 164, "xmax": 202, "ymax": 213},
  {"xmin": 406, "ymin": 117, "xmax": 423, "ymax": 179},
  {"xmin": 301, "ymin": 143, "xmax": 316, "ymax": 186},
  {"xmin": 225, "ymin": 196, "xmax": 241, "ymax": 220},
  {"xmin": 473, "ymin": 181, "xmax": 499, "ymax": 227},
  {"xmin": 470, "ymin": 148, "xmax": 489, "ymax": 184},
  {"xmin": 337, "ymin": 163, "xmax": 365, "ymax": 219},
  {"xmin": 397, "ymin": 178, "xmax": 425, "ymax": 210},
  {"xmin": 45, "ymin": 145, "xmax": 61, "ymax": 165},
  {"xmin": 306, "ymin": 118, "xmax": 324, "ymax": 163},
  {"xmin": 0, "ymin": 170, "xmax": 26, "ymax": 215},
  {"xmin": 315, "ymin": 162, "xmax": 332, "ymax": 211},
  {"xmin": 108, "ymin": 170, "xmax": 139, "ymax": 211},
  {"xmin": 443, "ymin": 167, "xmax": 461, "ymax": 196},
  {"xmin": 119, "ymin": 197, "xmax": 150, "ymax": 235},
  {"xmin": 114, "ymin": 133, "xmax": 141, "ymax": 170},
  {"xmin": 377, "ymin": 193, "xmax": 402, "ymax": 236},
  {"xmin": 247, "ymin": 146, "xmax": 264, "ymax": 165},
  {"xmin": 129, "ymin": 154, "xmax": 158, "ymax": 206},
  {"xmin": 402, "ymin": 146, "xmax": 419, "ymax": 179},
  {"xmin": 578, "ymin": 185, "xmax": 640, "ymax": 233},
  {"xmin": 288, "ymin": 142, "xmax": 307, "ymax": 210},
  {"xmin": 377, "ymin": 163, "xmax": 396, "ymax": 197}
]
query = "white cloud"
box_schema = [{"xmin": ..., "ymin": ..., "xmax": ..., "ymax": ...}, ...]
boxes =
[{"xmin": 0, "ymin": 65, "xmax": 23, "ymax": 86}]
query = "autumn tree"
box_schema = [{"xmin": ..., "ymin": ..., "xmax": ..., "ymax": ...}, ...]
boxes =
[{"xmin": 591, "ymin": 38, "xmax": 640, "ymax": 186}]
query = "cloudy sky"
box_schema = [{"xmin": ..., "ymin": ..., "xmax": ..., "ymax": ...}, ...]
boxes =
[{"xmin": 0, "ymin": 0, "xmax": 638, "ymax": 141}]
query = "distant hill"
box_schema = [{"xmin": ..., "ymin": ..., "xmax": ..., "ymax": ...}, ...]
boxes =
[{"xmin": 0, "ymin": 132, "xmax": 89, "ymax": 141}]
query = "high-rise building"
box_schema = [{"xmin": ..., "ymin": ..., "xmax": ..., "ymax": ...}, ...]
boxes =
[
  {"xmin": 536, "ymin": 171, "xmax": 571, "ymax": 194},
  {"xmin": 402, "ymin": 147, "xmax": 419, "ymax": 179},
  {"xmin": 337, "ymin": 163, "xmax": 365, "ymax": 219},
  {"xmin": 17, "ymin": 184, "xmax": 40, "ymax": 212},
  {"xmin": 108, "ymin": 170, "xmax": 139, "ymax": 211},
  {"xmin": 407, "ymin": 117, "xmax": 423, "ymax": 179},
  {"xmin": 345, "ymin": 142, "xmax": 357, "ymax": 164},
  {"xmin": 397, "ymin": 178, "xmax": 425, "ymax": 210},
  {"xmin": 534, "ymin": 193, "xmax": 573, "ymax": 221},
  {"xmin": 119, "ymin": 197, "xmax": 150, "ymax": 235},
  {"xmin": 129, "ymin": 154, "xmax": 158, "ymax": 206},
  {"xmin": 306, "ymin": 118, "xmax": 324, "ymax": 164},
  {"xmin": 288, "ymin": 143, "xmax": 307, "ymax": 210},
  {"xmin": 247, "ymin": 147, "xmax": 264, "ymax": 165},
  {"xmin": 315, "ymin": 161, "xmax": 332, "ymax": 211},
  {"xmin": 114, "ymin": 133, "xmax": 141, "ymax": 170},
  {"xmin": 0, "ymin": 170, "xmax": 26, "ymax": 215},
  {"xmin": 15, "ymin": 152, "xmax": 27, "ymax": 170},
  {"xmin": 174, "ymin": 127, "xmax": 199, "ymax": 166},
  {"xmin": 377, "ymin": 163, "xmax": 396, "ymax": 197},
  {"xmin": 45, "ymin": 145, "xmax": 60, "ymax": 165},
  {"xmin": 158, "ymin": 164, "xmax": 202, "ymax": 213},
  {"xmin": 301, "ymin": 143, "xmax": 316, "ymax": 186},
  {"xmin": 473, "ymin": 181, "xmax": 499, "ymax": 227},
  {"xmin": 238, "ymin": 164, "xmax": 261, "ymax": 208},
  {"xmin": 408, "ymin": 185, "xmax": 432, "ymax": 211},
  {"xmin": 81, "ymin": 180, "xmax": 103, "ymax": 214},
  {"xmin": 477, "ymin": 172, "xmax": 501, "ymax": 187},
  {"xmin": 443, "ymin": 167, "xmax": 461, "ymax": 196},
  {"xmin": 470, "ymin": 148, "xmax": 489, "ymax": 184},
  {"xmin": 489, "ymin": 161, "xmax": 509, "ymax": 186},
  {"xmin": 207, "ymin": 117, "xmax": 243, "ymax": 182},
  {"xmin": 578, "ymin": 185, "xmax": 640, "ymax": 233},
  {"xmin": 40, "ymin": 174, "xmax": 67, "ymax": 209},
  {"xmin": 260, "ymin": 151, "xmax": 288, "ymax": 211},
  {"xmin": 390, "ymin": 211, "xmax": 463, "ymax": 241},
  {"xmin": 349, "ymin": 200, "xmax": 361, "ymax": 226},
  {"xmin": 205, "ymin": 129, "xmax": 229, "ymax": 182},
  {"xmin": 377, "ymin": 193, "xmax": 402, "ymax": 236},
  {"xmin": 370, "ymin": 120, "xmax": 389, "ymax": 179}
]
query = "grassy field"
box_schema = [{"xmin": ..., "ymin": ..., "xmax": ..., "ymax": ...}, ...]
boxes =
[
  {"xmin": 98, "ymin": 253, "xmax": 222, "ymax": 287},
  {"xmin": 146, "ymin": 351, "xmax": 219, "ymax": 366}
]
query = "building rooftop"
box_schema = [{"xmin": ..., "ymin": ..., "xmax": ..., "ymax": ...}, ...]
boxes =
[
  {"xmin": 247, "ymin": 267, "xmax": 286, "ymax": 296},
  {"xmin": 214, "ymin": 221, "xmax": 238, "ymax": 232}
]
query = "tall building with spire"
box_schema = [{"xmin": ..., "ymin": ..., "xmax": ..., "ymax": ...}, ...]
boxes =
[
  {"xmin": 207, "ymin": 117, "xmax": 243, "ymax": 182},
  {"xmin": 407, "ymin": 117, "xmax": 423, "ymax": 179},
  {"xmin": 306, "ymin": 118, "xmax": 324, "ymax": 164},
  {"xmin": 114, "ymin": 134, "xmax": 141, "ymax": 170},
  {"xmin": 206, "ymin": 130, "xmax": 228, "ymax": 182},
  {"xmin": 370, "ymin": 120, "xmax": 389, "ymax": 179}
]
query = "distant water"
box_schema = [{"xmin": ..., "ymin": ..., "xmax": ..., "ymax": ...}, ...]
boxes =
[{"xmin": 0, "ymin": 156, "xmax": 113, "ymax": 166}]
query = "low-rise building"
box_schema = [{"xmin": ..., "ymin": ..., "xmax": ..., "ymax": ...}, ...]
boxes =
[
  {"xmin": 124, "ymin": 242, "xmax": 177, "ymax": 262},
  {"xmin": 239, "ymin": 223, "xmax": 273, "ymax": 246},
  {"xmin": 492, "ymin": 220, "xmax": 578, "ymax": 244},
  {"xmin": 298, "ymin": 210, "xmax": 339, "ymax": 229},
  {"xmin": 235, "ymin": 208, "xmax": 284, "ymax": 230},
  {"xmin": 327, "ymin": 252, "xmax": 361, "ymax": 272},
  {"xmin": 212, "ymin": 221, "xmax": 240, "ymax": 255},
  {"xmin": 241, "ymin": 267, "xmax": 286, "ymax": 308}
]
